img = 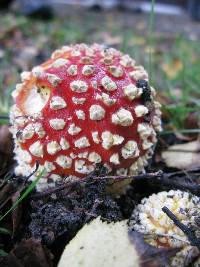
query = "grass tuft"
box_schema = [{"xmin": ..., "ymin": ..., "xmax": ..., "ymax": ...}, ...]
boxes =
[{"xmin": 0, "ymin": 169, "xmax": 45, "ymax": 223}]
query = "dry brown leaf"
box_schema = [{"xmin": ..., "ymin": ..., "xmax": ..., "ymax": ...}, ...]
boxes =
[
  {"xmin": 98, "ymin": 32, "xmax": 122, "ymax": 46},
  {"xmin": 0, "ymin": 238, "xmax": 53, "ymax": 267},
  {"xmin": 128, "ymin": 37, "xmax": 146, "ymax": 46},
  {"xmin": 161, "ymin": 140, "xmax": 200, "ymax": 169},
  {"xmin": 161, "ymin": 58, "xmax": 183, "ymax": 79}
]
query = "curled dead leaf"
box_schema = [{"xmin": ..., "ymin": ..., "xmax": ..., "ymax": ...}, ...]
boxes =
[
  {"xmin": 161, "ymin": 58, "xmax": 183, "ymax": 79},
  {"xmin": 161, "ymin": 140, "xmax": 200, "ymax": 170}
]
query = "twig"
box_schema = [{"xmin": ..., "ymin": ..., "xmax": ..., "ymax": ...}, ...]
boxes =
[
  {"xmin": 0, "ymin": 115, "xmax": 9, "ymax": 120},
  {"xmin": 31, "ymin": 172, "xmax": 162, "ymax": 199},
  {"xmin": 31, "ymin": 169, "xmax": 200, "ymax": 199},
  {"xmin": 160, "ymin": 129, "xmax": 200, "ymax": 135},
  {"xmin": 23, "ymin": 161, "xmax": 40, "ymax": 184},
  {"xmin": 84, "ymin": 199, "xmax": 103, "ymax": 223},
  {"xmin": 31, "ymin": 179, "xmax": 81, "ymax": 199},
  {"xmin": 162, "ymin": 206, "xmax": 200, "ymax": 249}
]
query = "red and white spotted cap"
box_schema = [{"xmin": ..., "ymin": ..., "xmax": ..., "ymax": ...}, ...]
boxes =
[{"xmin": 10, "ymin": 43, "xmax": 162, "ymax": 191}]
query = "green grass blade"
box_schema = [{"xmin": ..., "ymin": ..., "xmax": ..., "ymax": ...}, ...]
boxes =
[
  {"xmin": 0, "ymin": 169, "xmax": 45, "ymax": 223},
  {"xmin": 0, "ymin": 249, "xmax": 8, "ymax": 256},
  {"xmin": 0, "ymin": 227, "xmax": 11, "ymax": 235},
  {"xmin": 160, "ymin": 129, "xmax": 200, "ymax": 135},
  {"xmin": 148, "ymin": 0, "xmax": 155, "ymax": 82}
]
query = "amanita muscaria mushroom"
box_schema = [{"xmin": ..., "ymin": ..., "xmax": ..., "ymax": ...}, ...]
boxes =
[
  {"xmin": 130, "ymin": 190, "xmax": 200, "ymax": 267},
  {"xmin": 10, "ymin": 43, "xmax": 162, "ymax": 191}
]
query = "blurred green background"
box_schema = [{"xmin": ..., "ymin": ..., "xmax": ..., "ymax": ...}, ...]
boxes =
[{"xmin": 0, "ymin": 3, "xmax": 199, "ymax": 132}]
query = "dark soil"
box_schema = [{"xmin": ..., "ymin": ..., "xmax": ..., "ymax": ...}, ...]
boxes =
[{"xmin": 0, "ymin": 133, "xmax": 199, "ymax": 266}]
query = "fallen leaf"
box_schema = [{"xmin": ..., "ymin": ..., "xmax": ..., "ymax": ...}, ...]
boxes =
[
  {"xmin": 161, "ymin": 58, "xmax": 183, "ymax": 79},
  {"xmin": 97, "ymin": 32, "xmax": 122, "ymax": 46},
  {"xmin": 144, "ymin": 46, "xmax": 157, "ymax": 54},
  {"xmin": 161, "ymin": 140, "xmax": 200, "ymax": 169},
  {"xmin": 11, "ymin": 191, "xmax": 23, "ymax": 237},
  {"xmin": 58, "ymin": 217, "xmax": 178, "ymax": 267},
  {"xmin": 129, "ymin": 231, "xmax": 180, "ymax": 267},
  {"xmin": 0, "ymin": 125, "xmax": 13, "ymax": 156},
  {"xmin": 128, "ymin": 37, "xmax": 146, "ymax": 46},
  {"xmin": 174, "ymin": 131, "xmax": 193, "ymax": 141},
  {"xmin": 0, "ymin": 238, "xmax": 53, "ymax": 267},
  {"xmin": 184, "ymin": 112, "xmax": 200, "ymax": 130},
  {"xmin": 136, "ymin": 21, "xmax": 146, "ymax": 30}
]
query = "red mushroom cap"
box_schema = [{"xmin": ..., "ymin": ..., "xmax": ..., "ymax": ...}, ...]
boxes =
[{"xmin": 10, "ymin": 44, "xmax": 162, "ymax": 191}]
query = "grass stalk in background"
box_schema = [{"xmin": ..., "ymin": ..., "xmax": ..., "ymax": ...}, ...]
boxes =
[
  {"xmin": 0, "ymin": 249, "xmax": 8, "ymax": 257},
  {"xmin": 0, "ymin": 169, "xmax": 45, "ymax": 223},
  {"xmin": 148, "ymin": 0, "xmax": 155, "ymax": 83}
]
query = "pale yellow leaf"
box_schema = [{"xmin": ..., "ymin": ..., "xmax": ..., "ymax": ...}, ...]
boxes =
[{"xmin": 162, "ymin": 141, "xmax": 200, "ymax": 169}]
